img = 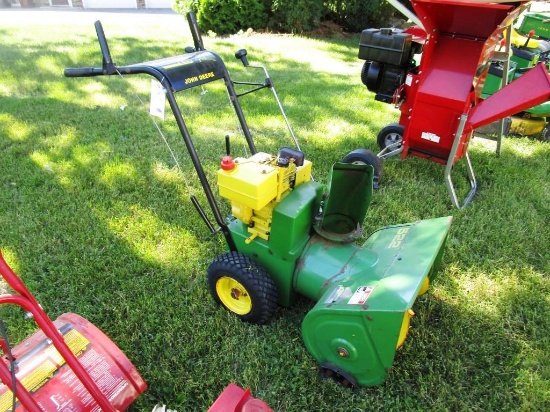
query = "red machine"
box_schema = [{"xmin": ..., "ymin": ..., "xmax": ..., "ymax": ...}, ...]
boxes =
[
  {"xmin": 208, "ymin": 384, "xmax": 273, "ymax": 412},
  {"xmin": 360, "ymin": 0, "xmax": 550, "ymax": 207},
  {"xmin": 0, "ymin": 251, "xmax": 146, "ymax": 411},
  {"xmin": 0, "ymin": 247, "xmax": 273, "ymax": 412}
]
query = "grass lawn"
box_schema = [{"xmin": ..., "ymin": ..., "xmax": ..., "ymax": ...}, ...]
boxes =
[{"xmin": 0, "ymin": 8, "xmax": 549, "ymax": 412}]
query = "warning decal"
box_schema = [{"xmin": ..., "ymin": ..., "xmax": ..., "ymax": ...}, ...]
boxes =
[
  {"xmin": 421, "ymin": 131, "xmax": 441, "ymax": 143},
  {"xmin": 0, "ymin": 314, "xmax": 145, "ymax": 412},
  {"xmin": 0, "ymin": 325, "xmax": 92, "ymax": 411},
  {"xmin": 348, "ymin": 286, "xmax": 374, "ymax": 305}
]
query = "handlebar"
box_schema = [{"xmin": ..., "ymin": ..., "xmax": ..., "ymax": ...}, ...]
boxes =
[
  {"xmin": 64, "ymin": 20, "xmax": 116, "ymax": 78},
  {"xmin": 64, "ymin": 12, "xmax": 205, "ymax": 78},
  {"xmin": 186, "ymin": 12, "xmax": 204, "ymax": 51},
  {"xmin": 64, "ymin": 67, "xmax": 105, "ymax": 77},
  {"xmin": 95, "ymin": 20, "xmax": 115, "ymax": 70}
]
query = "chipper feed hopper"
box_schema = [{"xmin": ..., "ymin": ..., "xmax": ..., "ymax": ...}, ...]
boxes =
[
  {"xmin": 64, "ymin": 13, "xmax": 453, "ymax": 387},
  {"xmin": 359, "ymin": 0, "xmax": 550, "ymax": 207}
]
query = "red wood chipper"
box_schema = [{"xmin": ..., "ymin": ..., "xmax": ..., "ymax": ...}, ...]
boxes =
[{"xmin": 359, "ymin": 0, "xmax": 550, "ymax": 207}]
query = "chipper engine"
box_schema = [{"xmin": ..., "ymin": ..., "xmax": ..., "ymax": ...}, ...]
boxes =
[{"xmin": 64, "ymin": 13, "xmax": 453, "ymax": 387}]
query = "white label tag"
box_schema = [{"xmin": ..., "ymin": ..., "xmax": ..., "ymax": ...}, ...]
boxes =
[
  {"xmin": 149, "ymin": 80, "xmax": 166, "ymax": 120},
  {"xmin": 325, "ymin": 286, "xmax": 345, "ymax": 304},
  {"xmin": 421, "ymin": 131, "xmax": 441, "ymax": 143},
  {"xmin": 348, "ymin": 286, "xmax": 374, "ymax": 305},
  {"xmin": 324, "ymin": 286, "xmax": 353, "ymax": 304}
]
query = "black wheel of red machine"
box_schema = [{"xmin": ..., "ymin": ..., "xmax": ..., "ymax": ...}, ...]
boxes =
[
  {"xmin": 539, "ymin": 122, "xmax": 550, "ymax": 142},
  {"xmin": 377, "ymin": 123, "xmax": 405, "ymax": 151},
  {"xmin": 207, "ymin": 252, "xmax": 278, "ymax": 325},
  {"xmin": 342, "ymin": 149, "xmax": 383, "ymax": 189}
]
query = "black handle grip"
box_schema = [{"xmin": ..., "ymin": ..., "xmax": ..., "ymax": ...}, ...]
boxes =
[
  {"xmin": 94, "ymin": 20, "xmax": 117, "ymax": 74},
  {"xmin": 235, "ymin": 49, "xmax": 249, "ymax": 66},
  {"xmin": 225, "ymin": 134, "xmax": 231, "ymax": 155},
  {"xmin": 64, "ymin": 67, "xmax": 103, "ymax": 77},
  {"xmin": 186, "ymin": 12, "xmax": 204, "ymax": 51}
]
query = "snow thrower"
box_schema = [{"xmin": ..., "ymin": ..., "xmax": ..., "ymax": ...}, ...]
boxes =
[
  {"xmin": 358, "ymin": 0, "xmax": 550, "ymax": 207},
  {"xmin": 64, "ymin": 12, "xmax": 452, "ymax": 387}
]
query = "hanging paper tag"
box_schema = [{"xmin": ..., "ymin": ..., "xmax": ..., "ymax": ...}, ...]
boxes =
[{"xmin": 149, "ymin": 80, "xmax": 166, "ymax": 119}]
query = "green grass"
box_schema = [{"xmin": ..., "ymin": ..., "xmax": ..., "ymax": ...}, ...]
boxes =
[{"xmin": 1, "ymin": 9, "xmax": 549, "ymax": 412}]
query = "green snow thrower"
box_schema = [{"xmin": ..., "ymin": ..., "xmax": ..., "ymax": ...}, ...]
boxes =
[{"xmin": 64, "ymin": 13, "xmax": 453, "ymax": 387}]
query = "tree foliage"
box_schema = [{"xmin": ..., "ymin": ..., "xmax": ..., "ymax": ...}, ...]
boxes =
[
  {"xmin": 324, "ymin": 0, "xmax": 397, "ymax": 33},
  {"xmin": 173, "ymin": 0, "xmax": 396, "ymax": 35}
]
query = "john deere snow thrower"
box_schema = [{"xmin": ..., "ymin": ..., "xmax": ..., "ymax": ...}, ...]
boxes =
[{"xmin": 64, "ymin": 12, "xmax": 452, "ymax": 387}]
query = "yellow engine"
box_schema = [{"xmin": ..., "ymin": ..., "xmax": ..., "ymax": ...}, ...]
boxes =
[{"xmin": 217, "ymin": 148, "xmax": 312, "ymax": 244}]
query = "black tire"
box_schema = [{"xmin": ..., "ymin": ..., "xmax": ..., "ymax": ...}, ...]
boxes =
[
  {"xmin": 207, "ymin": 252, "xmax": 278, "ymax": 325},
  {"xmin": 539, "ymin": 122, "xmax": 550, "ymax": 142},
  {"xmin": 342, "ymin": 148, "xmax": 383, "ymax": 189},
  {"xmin": 377, "ymin": 123, "xmax": 405, "ymax": 151}
]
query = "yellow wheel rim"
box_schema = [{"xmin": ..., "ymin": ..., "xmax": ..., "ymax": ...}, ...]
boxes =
[{"xmin": 216, "ymin": 276, "xmax": 252, "ymax": 315}]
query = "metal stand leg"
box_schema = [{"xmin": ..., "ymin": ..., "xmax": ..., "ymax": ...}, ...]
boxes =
[
  {"xmin": 445, "ymin": 114, "xmax": 477, "ymax": 208},
  {"xmin": 377, "ymin": 140, "xmax": 404, "ymax": 159},
  {"xmin": 496, "ymin": 26, "xmax": 513, "ymax": 157},
  {"xmin": 472, "ymin": 24, "xmax": 512, "ymax": 154}
]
